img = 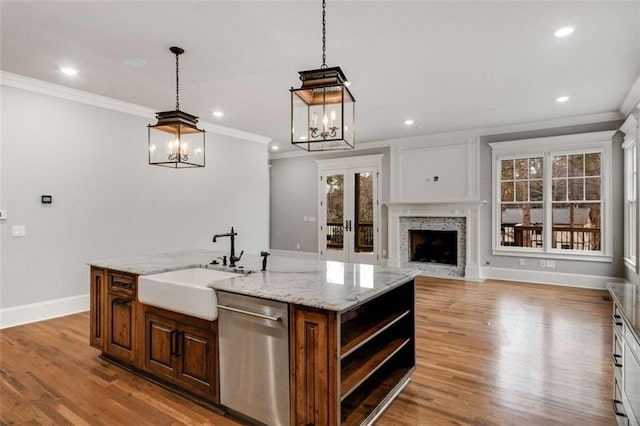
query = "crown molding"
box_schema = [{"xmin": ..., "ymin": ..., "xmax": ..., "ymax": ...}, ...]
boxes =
[
  {"xmin": 0, "ymin": 71, "xmax": 270, "ymax": 145},
  {"xmin": 620, "ymin": 75, "xmax": 640, "ymax": 117},
  {"xmin": 269, "ymin": 111, "xmax": 622, "ymax": 161}
]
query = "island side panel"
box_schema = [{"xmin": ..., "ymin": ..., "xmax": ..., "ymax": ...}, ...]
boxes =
[
  {"xmin": 90, "ymin": 267, "xmax": 106, "ymax": 350},
  {"xmin": 290, "ymin": 304, "xmax": 339, "ymax": 426}
]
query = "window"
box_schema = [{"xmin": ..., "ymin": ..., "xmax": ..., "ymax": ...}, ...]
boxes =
[
  {"xmin": 490, "ymin": 132, "xmax": 614, "ymax": 261},
  {"xmin": 623, "ymin": 132, "xmax": 637, "ymax": 269}
]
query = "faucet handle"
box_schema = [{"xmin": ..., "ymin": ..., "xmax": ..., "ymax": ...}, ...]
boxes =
[{"xmin": 237, "ymin": 250, "xmax": 244, "ymax": 261}]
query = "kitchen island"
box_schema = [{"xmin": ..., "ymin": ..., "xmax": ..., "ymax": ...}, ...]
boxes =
[{"xmin": 88, "ymin": 249, "xmax": 419, "ymax": 425}]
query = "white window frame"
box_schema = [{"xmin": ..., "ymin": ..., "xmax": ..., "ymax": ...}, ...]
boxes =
[
  {"xmin": 622, "ymin": 113, "xmax": 638, "ymax": 271},
  {"xmin": 490, "ymin": 131, "xmax": 614, "ymax": 262}
]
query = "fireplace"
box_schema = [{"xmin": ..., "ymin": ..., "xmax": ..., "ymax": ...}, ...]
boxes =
[{"xmin": 409, "ymin": 230, "xmax": 457, "ymax": 265}]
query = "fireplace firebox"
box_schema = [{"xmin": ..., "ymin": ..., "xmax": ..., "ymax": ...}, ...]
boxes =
[{"xmin": 409, "ymin": 230, "xmax": 457, "ymax": 265}]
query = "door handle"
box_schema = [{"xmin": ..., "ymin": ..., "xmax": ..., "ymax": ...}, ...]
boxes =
[
  {"xmin": 217, "ymin": 304, "xmax": 281, "ymax": 322},
  {"xmin": 611, "ymin": 399, "xmax": 628, "ymax": 418},
  {"xmin": 612, "ymin": 353, "xmax": 623, "ymax": 368},
  {"xmin": 170, "ymin": 330, "xmax": 184, "ymax": 356}
]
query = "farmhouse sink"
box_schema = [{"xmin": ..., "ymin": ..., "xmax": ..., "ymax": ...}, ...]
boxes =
[{"xmin": 138, "ymin": 268, "xmax": 242, "ymax": 321}]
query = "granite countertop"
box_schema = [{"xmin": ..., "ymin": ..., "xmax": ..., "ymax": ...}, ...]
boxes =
[
  {"xmin": 88, "ymin": 249, "xmax": 420, "ymax": 312},
  {"xmin": 608, "ymin": 282, "xmax": 640, "ymax": 343}
]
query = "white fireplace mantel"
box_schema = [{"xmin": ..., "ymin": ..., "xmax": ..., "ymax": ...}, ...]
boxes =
[{"xmin": 385, "ymin": 199, "xmax": 486, "ymax": 281}]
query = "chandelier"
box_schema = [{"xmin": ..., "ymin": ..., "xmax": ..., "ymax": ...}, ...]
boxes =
[
  {"xmin": 148, "ymin": 47, "xmax": 205, "ymax": 168},
  {"xmin": 290, "ymin": 0, "xmax": 355, "ymax": 151}
]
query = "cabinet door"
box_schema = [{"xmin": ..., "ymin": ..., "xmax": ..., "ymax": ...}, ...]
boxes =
[
  {"xmin": 176, "ymin": 321, "xmax": 218, "ymax": 403},
  {"xmin": 290, "ymin": 305, "xmax": 338, "ymax": 426},
  {"xmin": 144, "ymin": 312, "xmax": 178, "ymax": 379},
  {"xmin": 105, "ymin": 294, "xmax": 137, "ymax": 364},
  {"xmin": 90, "ymin": 267, "xmax": 106, "ymax": 350}
]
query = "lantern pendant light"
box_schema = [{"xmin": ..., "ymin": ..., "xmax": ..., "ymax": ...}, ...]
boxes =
[
  {"xmin": 148, "ymin": 46, "xmax": 205, "ymax": 168},
  {"xmin": 290, "ymin": 0, "xmax": 355, "ymax": 151}
]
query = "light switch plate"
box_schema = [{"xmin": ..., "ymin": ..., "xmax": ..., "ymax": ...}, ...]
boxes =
[{"xmin": 12, "ymin": 225, "xmax": 26, "ymax": 237}]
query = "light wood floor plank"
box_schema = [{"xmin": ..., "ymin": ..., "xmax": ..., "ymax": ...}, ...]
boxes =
[{"xmin": 1, "ymin": 277, "xmax": 614, "ymax": 425}]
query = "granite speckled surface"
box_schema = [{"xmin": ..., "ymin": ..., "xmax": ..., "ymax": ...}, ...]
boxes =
[
  {"xmin": 608, "ymin": 283, "xmax": 640, "ymax": 343},
  {"xmin": 89, "ymin": 249, "xmax": 420, "ymax": 312}
]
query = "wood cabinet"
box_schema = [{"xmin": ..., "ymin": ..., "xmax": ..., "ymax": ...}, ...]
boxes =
[
  {"xmin": 142, "ymin": 305, "xmax": 218, "ymax": 403},
  {"xmin": 290, "ymin": 280, "xmax": 416, "ymax": 426},
  {"xmin": 104, "ymin": 271, "xmax": 139, "ymax": 366},
  {"xmin": 89, "ymin": 267, "xmax": 106, "ymax": 350},
  {"xmin": 290, "ymin": 305, "xmax": 338, "ymax": 426}
]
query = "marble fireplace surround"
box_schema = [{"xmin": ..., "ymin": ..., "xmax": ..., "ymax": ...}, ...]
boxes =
[{"xmin": 385, "ymin": 200, "xmax": 484, "ymax": 281}]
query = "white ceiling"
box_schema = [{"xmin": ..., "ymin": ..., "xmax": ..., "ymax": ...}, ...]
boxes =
[{"xmin": 2, "ymin": 1, "xmax": 639, "ymax": 151}]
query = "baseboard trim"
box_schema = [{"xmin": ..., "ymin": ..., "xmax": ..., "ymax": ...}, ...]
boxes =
[
  {"xmin": 269, "ymin": 249, "xmax": 319, "ymax": 260},
  {"xmin": 481, "ymin": 267, "xmax": 624, "ymax": 289},
  {"xmin": 0, "ymin": 294, "xmax": 89, "ymax": 329}
]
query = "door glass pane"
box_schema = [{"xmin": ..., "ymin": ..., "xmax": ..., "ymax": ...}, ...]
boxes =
[
  {"xmin": 325, "ymin": 174, "xmax": 344, "ymax": 251},
  {"xmin": 354, "ymin": 172, "xmax": 374, "ymax": 253}
]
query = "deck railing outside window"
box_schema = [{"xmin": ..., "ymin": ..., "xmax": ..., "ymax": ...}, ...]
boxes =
[{"xmin": 501, "ymin": 224, "xmax": 601, "ymax": 251}]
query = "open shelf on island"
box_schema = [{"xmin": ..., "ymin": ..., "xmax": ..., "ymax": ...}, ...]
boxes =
[
  {"xmin": 336, "ymin": 280, "xmax": 416, "ymax": 425},
  {"xmin": 341, "ymin": 308, "xmax": 411, "ymax": 358},
  {"xmin": 341, "ymin": 363, "xmax": 414, "ymax": 426},
  {"xmin": 341, "ymin": 336, "xmax": 410, "ymax": 400}
]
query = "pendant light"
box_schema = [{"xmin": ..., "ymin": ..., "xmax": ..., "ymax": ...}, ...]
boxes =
[
  {"xmin": 290, "ymin": 0, "xmax": 355, "ymax": 151},
  {"xmin": 148, "ymin": 47, "xmax": 205, "ymax": 168}
]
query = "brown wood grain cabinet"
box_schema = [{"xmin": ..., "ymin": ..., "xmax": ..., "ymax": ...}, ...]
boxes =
[
  {"xmin": 89, "ymin": 267, "xmax": 106, "ymax": 350},
  {"xmin": 142, "ymin": 305, "xmax": 218, "ymax": 403},
  {"xmin": 290, "ymin": 280, "xmax": 416, "ymax": 426},
  {"xmin": 105, "ymin": 289, "xmax": 138, "ymax": 365},
  {"xmin": 90, "ymin": 265, "xmax": 415, "ymax": 425},
  {"xmin": 290, "ymin": 305, "xmax": 339, "ymax": 426}
]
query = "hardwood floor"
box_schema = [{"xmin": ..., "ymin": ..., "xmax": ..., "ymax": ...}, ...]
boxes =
[{"xmin": 1, "ymin": 278, "xmax": 614, "ymax": 425}]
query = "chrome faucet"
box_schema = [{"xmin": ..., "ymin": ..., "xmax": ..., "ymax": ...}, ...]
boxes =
[{"xmin": 213, "ymin": 226, "xmax": 243, "ymax": 267}]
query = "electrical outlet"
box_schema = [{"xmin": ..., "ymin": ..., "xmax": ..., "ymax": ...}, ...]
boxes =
[
  {"xmin": 303, "ymin": 216, "xmax": 308, "ymax": 222},
  {"xmin": 519, "ymin": 258, "xmax": 525, "ymax": 266},
  {"xmin": 12, "ymin": 225, "xmax": 26, "ymax": 237},
  {"xmin": 309, "ymin": 216, "xmax": 316, "ymax": 222},
  {"xmin": 0, "ymin": 209, "xmax": 7, "ymax": 220},
  {"xmin": 547, "ymin": 260, "xmax": 556, "ymax": 268},
  {"xmin": 539, "ymin": 260, "xmax": 546, "ymax": 268},
  {"xmin": 296, "ymin": 243, "xmax": 301, "ymax": 250}
]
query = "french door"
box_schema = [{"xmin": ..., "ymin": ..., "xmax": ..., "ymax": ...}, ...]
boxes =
[{"xmin": 317, "ymin": 155, "xmax": 381, "ymax": 264}]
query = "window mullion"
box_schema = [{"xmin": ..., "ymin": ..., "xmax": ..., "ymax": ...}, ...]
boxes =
[{"xmin": 543, "ymin": 151, "xmax": 552, "ymax": 253}]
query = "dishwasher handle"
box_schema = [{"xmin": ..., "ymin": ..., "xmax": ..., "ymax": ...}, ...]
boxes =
[{"xmin": 217, "ymin": 304, "xmax": 281, "ymax": 322}]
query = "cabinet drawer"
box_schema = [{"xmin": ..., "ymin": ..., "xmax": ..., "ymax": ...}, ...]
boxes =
[
  {"xmin": 613, "ymin": 377, "xmax": 629, "ymax": 426},
  {"xmin": 108, "ymin": 271, "xmax": 136, "ymax": 296},
  {"xmin": 614, "ymin": 304, "xmax": 626, "ymax": 335},
  {"xmin": 614, "ymin": 330, "xmax": 624, "ymax": 382}
]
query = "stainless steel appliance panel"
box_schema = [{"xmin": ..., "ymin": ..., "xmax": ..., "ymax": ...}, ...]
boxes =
[{"xmin": 217, "ymin": 291, "xmax": 290, "ymax": 426}]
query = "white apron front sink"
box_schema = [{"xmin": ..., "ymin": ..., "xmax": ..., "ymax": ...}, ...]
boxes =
[{"xmin": 138, "ymin": 268, "xmax": 241, "ymax": 321}]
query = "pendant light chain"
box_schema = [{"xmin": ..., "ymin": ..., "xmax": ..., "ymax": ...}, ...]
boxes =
[
  {"xmin": 321, "ymin": 0, "xmax": 327, "ymax": 69},
  {"xmin": 175, "ymin": 50, "xmax": 180, "ymax": 111}
]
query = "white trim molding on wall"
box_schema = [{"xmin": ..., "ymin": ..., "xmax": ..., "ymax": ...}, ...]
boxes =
[
  {"xmin": 480, "ymin": 267, "xmax": 625, "ymax": 290},
  {"xmin": 0, "ymin": 71, "xmax": 271, "ymax": 145},
  {"xmin": 0, "ymin": 294, "xmax": 89, "ymax": 329}
]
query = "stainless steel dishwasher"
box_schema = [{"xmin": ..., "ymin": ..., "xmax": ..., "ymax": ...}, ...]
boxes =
[{"xmin": 217, "ymin": 291, "xmax": 290, "ymax": 426}]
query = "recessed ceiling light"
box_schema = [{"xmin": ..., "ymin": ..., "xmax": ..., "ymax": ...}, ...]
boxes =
[
  {"xmin": 554, "ymin": 26, "xmax": 575, "ymax": 38},
  {"xmin": 344, "ymin": 81, "xmax": 351, "ymax": 87},
  {"xmin": 404, "ymin": 119, "xmax": 414, "ymax": 126},
  {"xmin": 59, "ymin": 67, "xmax": 78, "ymax": 76},
  {"xmin": 300, "ymin": 136, "xmax": 308, "ymax": 140},
  {"xmin": 556, "ymin": 96, "xmax": 570, "ymax": 103},
  {"xmin": 271, "ymin": 145, "xmax": 279, "ymax": 151},
  {"xmin": 212, "ymin": 111, "xmax": 224, "ymax": 118}
]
